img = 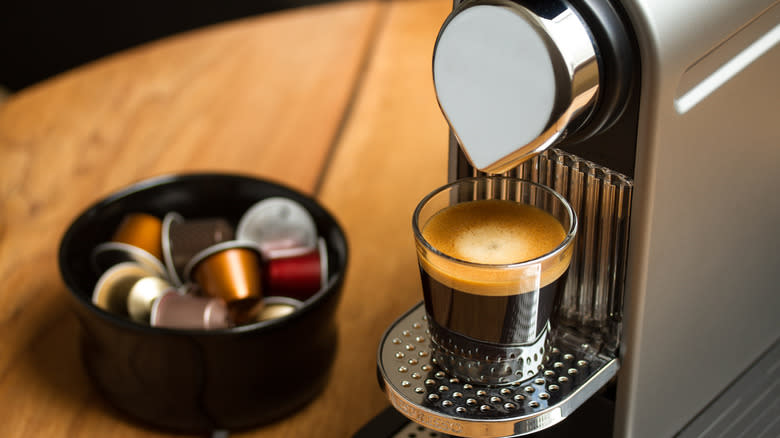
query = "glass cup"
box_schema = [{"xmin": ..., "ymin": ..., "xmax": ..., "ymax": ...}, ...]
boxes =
[{"xmin": 413, "ymin": 177, "xmax": 577, "ymax": 385}]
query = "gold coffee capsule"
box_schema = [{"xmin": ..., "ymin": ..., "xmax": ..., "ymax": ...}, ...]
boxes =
[
  {"xmin": 127, "ymin": 276, "xmax": 174, "ymax": 323},
  {"xmin": 92, "ymin": 262, "xmax": 156, "ymax": 316},
  {"xmin": 254, "ymin": 296, "xmax": 304, "ymax": 323},
  {"xmin": 150, "ymin": 291, "xmax": 230, "ymax": 330},
  {"xmin": 112, "ymin": 213, "xmax": 164, "ymax": 260},
  {"xmin": 184, "ymin": 241, "xmax": 263, "ymax": 305}
]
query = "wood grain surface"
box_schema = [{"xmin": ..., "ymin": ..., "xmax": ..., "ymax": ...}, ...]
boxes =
[{"xmin": 0, "ymin": 0, "xmax": 453, "ymax": 436}]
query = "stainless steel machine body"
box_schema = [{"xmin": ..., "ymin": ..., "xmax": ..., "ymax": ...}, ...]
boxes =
[
  {"xmin": 605, "ymin": 0, "xmax": 780, "ymax": 435},
  {"xmin": 379, "ymin": 0, "xmax": 780, "ymax": 436}
]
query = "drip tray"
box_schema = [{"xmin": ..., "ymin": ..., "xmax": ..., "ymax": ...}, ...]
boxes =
[{"xmin": 378, "ymin": 303, "xmax": 619, "ymax": 437}]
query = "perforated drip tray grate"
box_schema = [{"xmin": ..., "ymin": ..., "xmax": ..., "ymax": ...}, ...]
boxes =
[{"xmin": 378, "ymin": 303, "xmax": 619, "ymax": 438}]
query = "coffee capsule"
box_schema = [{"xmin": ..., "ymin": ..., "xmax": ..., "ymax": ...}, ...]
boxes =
[
  {"xmin": 184, "ymin": 240, "xmax": 264, "ymax": 306},
  {"xmin": 161, "ymin": 212, "xmax": 184, "ymax": 284},
  {"xmin": 92, "ymin": 262, "xmax": 157, "ymax": 316},
  {"xmin": 236, "ymin": 197, "xmax": 317, "ymax": 259},
  {"xmin": 162, "ymin": 213, "xmax": 235, "ymax": 286},
  {"xmin": 111, "ymin": 213, "xmax": 164, "ymax": 260},
  {"xmin": 127, "ymin": 276, "xmax": 175, "ymax": 323},
  {"xmin": 92, "ymin": 241, "xmax": 167, "ymax": 277},
  {"xmin": 150, "ymin": 291, "xmax": 230, "ymax": 330},
  {"xmin": 266, "ymin": 237, "xmax": 328, "ymax": 300},
  {"xmin": 227, "ymin": 297, "xmax": 264, "ymax": 326},
  {"xmin": 252, "ymin": 296, "xmax": 304, "ymax": 323}
]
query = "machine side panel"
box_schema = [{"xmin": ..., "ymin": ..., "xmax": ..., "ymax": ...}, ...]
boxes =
[
  {"xmin": 617, "ymin": 0, "xmax": 780, "ymax": 437},
  {"xmin": 676, "ymin": 341, "xmax": 780, "ymax": 438}
]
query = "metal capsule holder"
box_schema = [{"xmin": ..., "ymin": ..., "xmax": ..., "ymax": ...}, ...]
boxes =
[{"xmin": 378, "ymin": 148, "xmax": 633, "ymax": 437}]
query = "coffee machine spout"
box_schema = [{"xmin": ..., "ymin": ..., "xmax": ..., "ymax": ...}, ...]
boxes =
[{"xmin": 432, "ymin": 0, "xmax": 634, "ymax": 174}]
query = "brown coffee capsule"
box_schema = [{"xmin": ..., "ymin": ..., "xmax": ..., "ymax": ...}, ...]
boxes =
[
  {"xmin": 253, "ymin": 296, "xmax": 304, "ymax": 323},
  {"xmin": 227, "ymin": 297, "xmax": 264, "ymax": 326},
  {"xmin": 184, "ymin": 240, "xmax": 263, "ymax": 306},
  {"xmin": 150, "ymin": 291, "xmax": 230, "ymax": 330},
  {"xmin": 92, "ymin": 262, "xmax": 157, "ymax": 316},
  {"xmin": 127, "ymin": 276, "xmax": 175, "ymax": 323},
  {"xmin": 266, "ymin": 237, "xmax": 328, "ymax": 301},
  {"xmin": 164, "ymin": 214, "xmax": 235, "ymax": 286},
  {"xmin": 236, "ymin": 197, "xmax": 317, "ymax": 259},
  {"xmin": 112, "ymin": 213, "xmax": 164, "ymax": 260}
]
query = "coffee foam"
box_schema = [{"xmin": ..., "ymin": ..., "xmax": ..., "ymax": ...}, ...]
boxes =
[{"xmin": 419, "ymin": 199, "xmax": 572, "ymax": 296}]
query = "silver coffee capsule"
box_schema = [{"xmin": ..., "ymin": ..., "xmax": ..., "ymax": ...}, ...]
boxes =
[
  {"xmin": 92, "ymin": 262, "xmax": 157, "ymax": 316},
  {"xmin": 127, "ymin": 276, "xmax": 175, "ymax": 323},
  {"xmin": 236, "ymin": 197, "xmax": 317, "ymax": 259},
  {"xmin": 161, "ymin": 212, "xmax": 185, "ymax": 285},
  {"xmin": 92, "ymin": 241, "xmax": 167, "ymax": 278}
]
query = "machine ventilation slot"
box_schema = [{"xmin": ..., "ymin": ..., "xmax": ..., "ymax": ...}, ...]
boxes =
[{"xmin": 478, "ymin": 148, "xmax": 633, "ymax": 354}]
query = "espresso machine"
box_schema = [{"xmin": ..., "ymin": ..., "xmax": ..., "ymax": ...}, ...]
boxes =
[{"xmin": 361, "ymin": 0, "xmax": 780, "ymax": 436}]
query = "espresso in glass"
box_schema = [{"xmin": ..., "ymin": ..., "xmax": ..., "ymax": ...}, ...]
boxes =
[{"xmin": 413, "ymin": 177, "xmax": 576, "ymax": 384}]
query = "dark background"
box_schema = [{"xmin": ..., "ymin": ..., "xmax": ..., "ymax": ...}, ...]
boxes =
[{"xmin": 0, "ymin": 0, "xmax": 340, "ymax": 91}]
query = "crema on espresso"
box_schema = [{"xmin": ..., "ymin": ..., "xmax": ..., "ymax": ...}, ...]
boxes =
[{"xmin": 418, "ymin": 199, "xmax": 571, "ymax": 344}]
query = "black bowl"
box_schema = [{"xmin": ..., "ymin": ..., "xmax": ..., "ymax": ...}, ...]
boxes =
[{"xmin": 59, "ymin": 173, "xmax": 348, "ymax": 433}]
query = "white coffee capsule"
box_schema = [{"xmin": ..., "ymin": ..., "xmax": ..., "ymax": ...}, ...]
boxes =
[{"xmin": 236, "ymin": 197, "xmax": 317, "ymax": 259}]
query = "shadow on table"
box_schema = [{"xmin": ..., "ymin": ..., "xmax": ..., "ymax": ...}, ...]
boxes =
[{"xmin": 21, "ymin": 287, "xmax": 179, "ymax": 435}]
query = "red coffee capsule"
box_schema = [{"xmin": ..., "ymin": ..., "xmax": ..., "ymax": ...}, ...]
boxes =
[
  {"xmin": 150, "ymin": 291, "xmax": 230, "ymax": 330},
  {"xmin": 265, "ymin": 238, "xmax": 328, "ymax": 301}
]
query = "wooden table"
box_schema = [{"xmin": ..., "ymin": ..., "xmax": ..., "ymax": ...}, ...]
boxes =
[{"xmin": 0, "ymin": 0, "xmax": 452, "ymax": 436}]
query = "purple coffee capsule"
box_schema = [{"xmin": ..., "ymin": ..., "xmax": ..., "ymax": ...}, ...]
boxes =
[{"xmin": 150, "ymin": 291, "xmax": 231, "ymax": 330}]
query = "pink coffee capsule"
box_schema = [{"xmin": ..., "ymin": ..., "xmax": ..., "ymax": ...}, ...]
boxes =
[
  {"xmin": 265, "ymin": 238, "xmax": 328, "ymax": 300},
  {"xmin": 150, "ymin": 291, "xmax": 230, "ymax": 330}
]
